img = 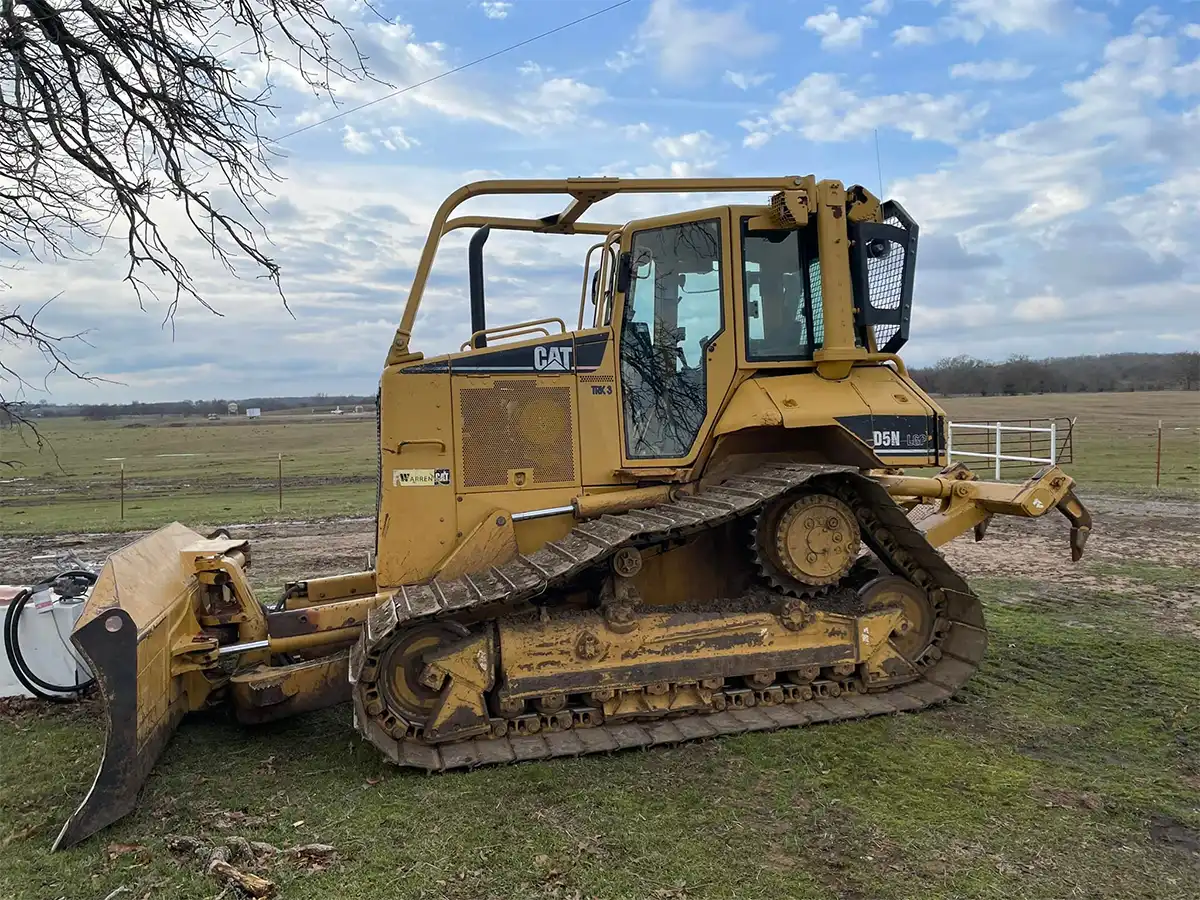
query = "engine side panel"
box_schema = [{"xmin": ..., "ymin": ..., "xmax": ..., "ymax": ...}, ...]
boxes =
[
  {"xmin": 376, "ymin": 369, "xmax": 457, "ymax": 589},
  {"xmin": 713, "ymin": 366, "xmax": 946, "ymax": 469}
]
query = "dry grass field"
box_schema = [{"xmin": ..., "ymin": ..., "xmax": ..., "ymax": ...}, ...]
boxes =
[
  {"xmin": 2, "ymin": 390, "xmax": 1197, "ymax": 536},
  {"xmin": 0, "ymin": 390, "xmax": 1197, "ymax": 899},
  {"xmin": 939, "ymin": 391, "xmax": 1200, "ymax": 493}
]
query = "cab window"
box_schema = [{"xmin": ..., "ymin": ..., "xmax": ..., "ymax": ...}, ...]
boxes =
[
  {"xmin": 742, "ymin": 219, "xmax": 824, "ymax": 361},
  {"xmin": 619, "ymin": 219, "xmax": 723, "ymax": 459}
]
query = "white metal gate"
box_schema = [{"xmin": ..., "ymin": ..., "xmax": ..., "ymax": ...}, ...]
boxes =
[{"xmin": 947, "ymin": 419, "xmax": 1074, "ymax": 480}]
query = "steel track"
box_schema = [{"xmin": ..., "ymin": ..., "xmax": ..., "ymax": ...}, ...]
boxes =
[{"xmin": 350, "ymin": 463, "xmax": 988, "ymax": 769}]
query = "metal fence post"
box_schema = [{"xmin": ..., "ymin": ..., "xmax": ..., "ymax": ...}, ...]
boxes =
[
  {"xmin": 994, "ymin": 422, "xmax": 1002, "ymax": 481},
  {"xmin": 946, "ymin": 421, "xmax": 954, "ymax": 464},
  {"xmin": 278, "ymin": 453, "xmax": 283, "ymax": 510},
  {"xmin": 1050, "ymin": 421, "xmax": 1057, "ymax": 465},
  {"xmin": 1156, "ymin": 420, "xmax": 1162, "ymax": 488}
]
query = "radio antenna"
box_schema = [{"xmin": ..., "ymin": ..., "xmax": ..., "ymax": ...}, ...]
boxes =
[{"xmin": 874, "ymin": 128, "xmax": 885, "ymax": 198}]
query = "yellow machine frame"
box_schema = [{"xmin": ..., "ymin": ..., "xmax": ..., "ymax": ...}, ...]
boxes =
[{"xmin": 52, "ymin": 176, "xmax": 1092, "ymax": 852}]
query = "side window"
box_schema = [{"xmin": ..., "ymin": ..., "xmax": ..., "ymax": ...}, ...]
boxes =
[
  {"xmin": 619, "ymin": 219, "xmax": 723, "ymax": 459},
  {"xmin": 742, "ymin": 221, "xmax": 826, "ymax": 361}
]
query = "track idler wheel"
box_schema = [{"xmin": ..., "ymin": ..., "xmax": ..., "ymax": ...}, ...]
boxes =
[
  {"xmin": 860, "ymin": 576, "xmax": 934, "ymax": 662},
  {"xmin": 755, "ymin": 492, "xmax": 862, "ymax": 596},
  {"xmin": 377, "ymin": 621, "xmax": 470, "ymax": 727}
]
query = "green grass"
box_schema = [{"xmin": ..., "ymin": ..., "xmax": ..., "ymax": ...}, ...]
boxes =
[
  {"xmin": 2, "ymin": 569, "xmax": 1198, "ymax": 899},
  {"xmin": 1, "ymin": 482, "xmax": 373, "ymax": 536},
  {"xmin": 939, "ymin": 391, "xmax": 1200, "ymax": 496},
  {"xmin": 1, "ymin": 416, "xmax": 377, "ymax": 534}
]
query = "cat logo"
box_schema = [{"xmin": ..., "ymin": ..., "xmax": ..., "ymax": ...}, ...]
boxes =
[{"xmin": 534, "ymin": 345, "xmax": 573, "ymax": 372}]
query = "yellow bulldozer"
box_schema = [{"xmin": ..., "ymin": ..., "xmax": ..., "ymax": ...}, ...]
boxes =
[{"xmin": 52, "ymin": 176, "xmax": 1092, "ymax": 851}]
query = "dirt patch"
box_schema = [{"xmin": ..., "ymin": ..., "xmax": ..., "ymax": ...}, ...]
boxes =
[
  {"xmin": 4, "ymin": 491, "xmax": 1197, "ymax": 634},
  {"xmin": 0, "ymin": 517, "xmax": 374, "ymax": 587},
  {"xmin": 937, "ymin": 492, "xmax": 1200, "ymax": 636},
  {"xmin": 1149, "ymin": 814, "xmax": 1200, "ymax": 868},
  {"xmin": 940, "ymin": 493, "xmax": 1200, "ymax": 578},
  {"xmin": 0, "ymin": 693, "xmax": 100, "ymax": 724},
  {"xmin": 1032, "ymin": 786, "xmax": 1105, "ymax": 812}
]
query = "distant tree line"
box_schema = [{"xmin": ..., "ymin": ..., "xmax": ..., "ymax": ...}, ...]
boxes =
[
  {"xmin": 912, "ymin": 351, "xmax": 1200, "ymax": 397},
  {"xmin": 6, "ymin": 353, "xmax": 1197, "ymax": 424},
  {"xmin": 26, "ymin": 395, "xmax": 375, "ymax": 421}
]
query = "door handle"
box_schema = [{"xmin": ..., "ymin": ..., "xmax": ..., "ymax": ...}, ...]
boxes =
[{"xmin": 388, "ymin": 439, "xmax": 447, "ymax": 454}]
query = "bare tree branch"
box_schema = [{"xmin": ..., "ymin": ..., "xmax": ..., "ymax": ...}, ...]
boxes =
[
  {"xmin": 0, "ymin": 0, "xmax": 380, "ymax": 428},
  {"xmin": 0, "ymin": 295, "xmax": 101, "ymax": 464}
]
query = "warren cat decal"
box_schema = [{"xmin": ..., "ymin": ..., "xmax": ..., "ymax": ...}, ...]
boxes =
[{"xmin": 392, "ymin": 468, "xmax": 452, "ymax": 487}]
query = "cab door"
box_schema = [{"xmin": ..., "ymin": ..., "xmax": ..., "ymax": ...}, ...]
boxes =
[{"xmin": 614, "ymin": 208, "xmax": 737, "ymax": 468}]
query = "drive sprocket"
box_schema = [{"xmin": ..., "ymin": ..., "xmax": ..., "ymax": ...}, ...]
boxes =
[{"xmin": 752, "ymin": 491, "xmax": 862, "ymax": 597}]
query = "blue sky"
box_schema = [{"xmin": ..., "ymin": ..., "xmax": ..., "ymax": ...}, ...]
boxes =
[{"xmin": 5, "ymin": 0, "xmax": 1199, "ymax": 403}]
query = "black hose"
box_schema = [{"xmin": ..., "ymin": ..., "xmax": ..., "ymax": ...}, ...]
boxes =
[{"xmin": 4, "ymin": 571, "xmax": 98, "ymax": 701}]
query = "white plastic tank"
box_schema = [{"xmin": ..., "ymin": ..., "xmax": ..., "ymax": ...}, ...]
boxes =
[{"xmin": 1, "ymin": 582, "xmax": 92, "ymax": 699}]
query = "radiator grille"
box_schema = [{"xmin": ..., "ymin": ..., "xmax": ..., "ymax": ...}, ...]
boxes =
[{"xmin": 459, "ymin": 380, "xmax": 576, "ymax": 488}]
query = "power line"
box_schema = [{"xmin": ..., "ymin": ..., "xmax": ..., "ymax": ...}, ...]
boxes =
[{"xmin": 272, "ymin": 0, "xmax": 638, "ymax": 143}]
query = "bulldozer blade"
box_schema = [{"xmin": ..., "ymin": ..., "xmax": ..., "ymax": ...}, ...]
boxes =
[{"xmin": 53, "ymin": 523, "xmax": 210, "ymax": 851}]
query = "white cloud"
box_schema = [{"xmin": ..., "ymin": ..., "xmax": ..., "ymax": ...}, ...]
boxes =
[
  {"xmin": 742, "ymin": 131, "xmax": 771, "ymax": 149},
  {"xmin": 342, "ymin": 124, "xmax": 373, "ymax": 154},
  {"xmin": 950, "ymin": 59, "xmax": 1036, "ymax": 81},
  {"xmin": 1132, "ymin": 7, "xmax": 1172, "ymax": 35},
  {"xmin": 637, "ymin": 0, "xmax": 776, "ymax": 79},
  {"xmin": 651, "ymin": 130, "xmax": 726, "ymax": 176},
  {"xmin": 516, "ymin": 77, "xmax": 607, "ymax": 127},
  {"xmin": 248, "ymin": 14, "xmax": 517, "ymax": 133},
  {"xmin": 1109, "ymin": 169, "xmax": 1200, "ymax": 260},
  {"xmin": 242, "ymin": 9, "xmax": 624, "ymax": 142},
  {"xmin": 951, "ymin": 0, "xmax": 1072, "ymax": 35},
  {"xmin": 1014, "ymin": 184, "xmax": 1090, "ymax": 224},
  {"xmin": 378, "ymin": 127, "xmax": 417, "ymax": 152},
  {"xmin": 893, "ymin": 24, "xmax": 936, "ymax": 45},
  {"xmin": 863, "ymin": 0, "xmax": 892, "ymax": 14},
  {"xmin": 605, "ymin": 50, "xmax": 638, "ymax": 73},
  {"xmin": 805, "ymin": 7, "xmax": 876, "ymax": 49},
  {"xmin": 340, "ymin": 124, "xmax": 419, "ymax": 154},
  {"xmin": 481, "ymin": 1, "xmax": 511, "ymax": 19},
  {"xmin": 1013, "ymin": 294, "xmax": 1067, "ymax": 322},
  {"xmin": 1186, "ymin": 24, "xmax": 1200, "ymax": 40},
  {"xmin": 742, "ymin": 73, "xmax": 983, "ymax": 146},
  {"xmin": 723, "ymin": 70, "xmax": 771, "ymax": 91},
  {"xmin": 891, "ymin": 0, "xmax": 1077, "ymax": 47}
]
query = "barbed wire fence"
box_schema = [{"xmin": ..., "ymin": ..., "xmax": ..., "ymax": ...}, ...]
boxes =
[{"xmin": 3, "ymin": 415, "xmax": 1198, "ymax": 534}]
